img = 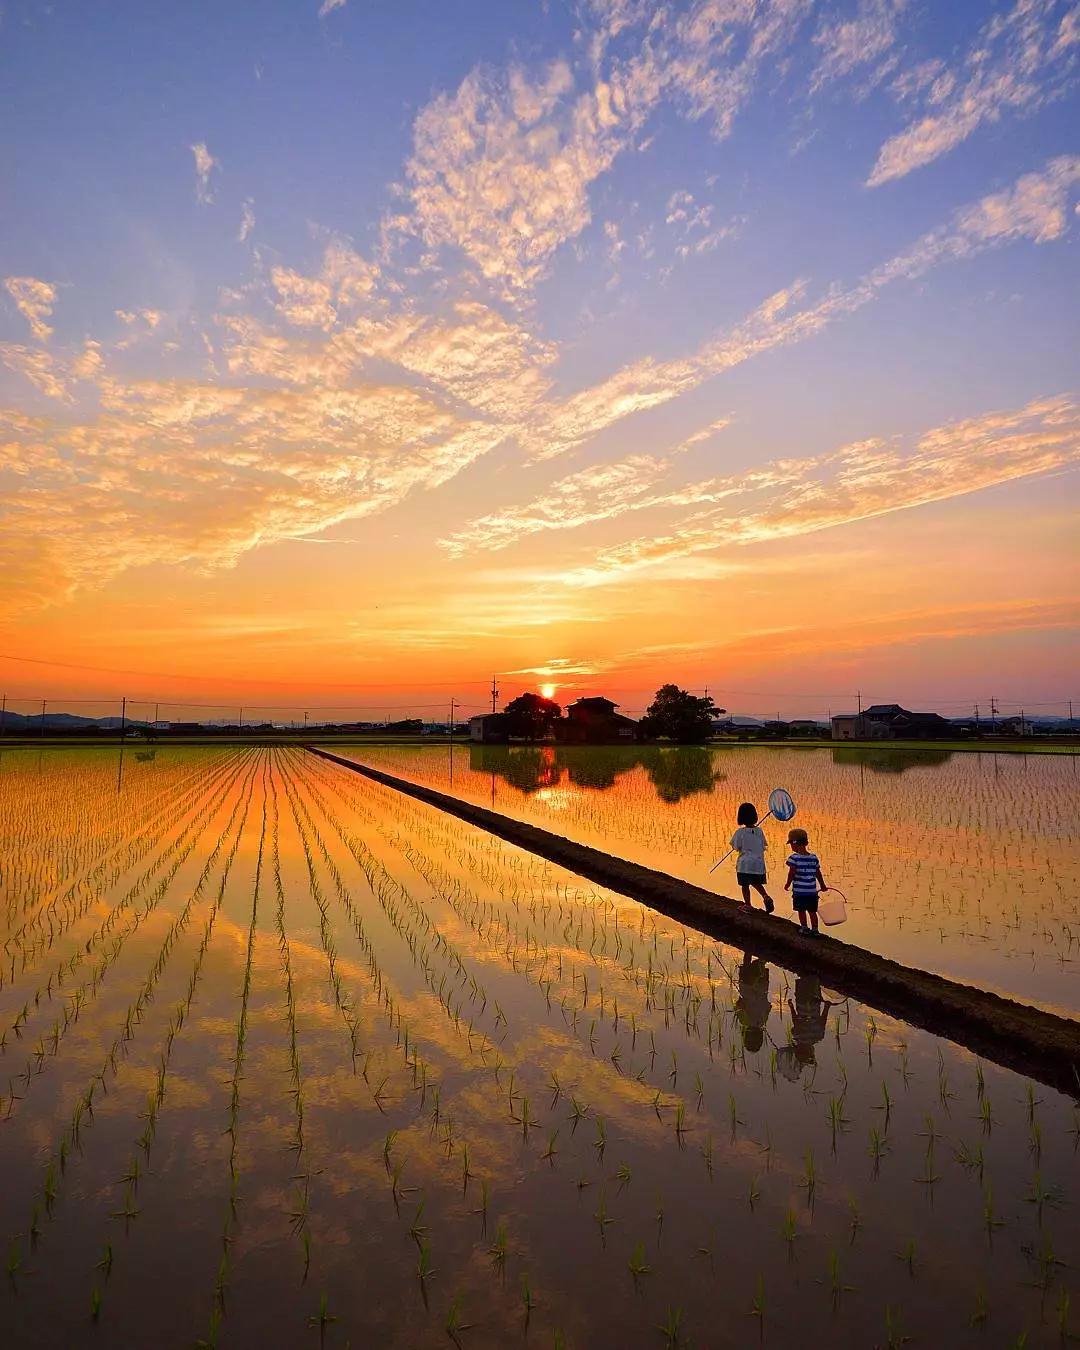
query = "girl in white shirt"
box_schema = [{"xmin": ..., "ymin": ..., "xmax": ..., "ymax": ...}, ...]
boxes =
[{"xmin": 730, "ymin": 802, "xmax": 775, "ymax": 912}]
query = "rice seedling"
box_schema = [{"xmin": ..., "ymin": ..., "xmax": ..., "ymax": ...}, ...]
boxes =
[
  {"xmin": 658, "ymin": 1306, "xmax": 684, "ymax": 1348},
  {"xmin": 627, "ymin": 1241, "xmax": 651, "ymax": 1278}
]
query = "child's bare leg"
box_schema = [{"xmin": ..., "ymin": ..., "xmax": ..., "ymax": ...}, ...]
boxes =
[
  {"xmin": 798, "ymin": 909, "xmax": 809, "ymax": 929},
  {"xmin": 740, "ymin": 882, "xmax": 752, "ymax": 907},
  {"xmin": 752, "ymin": 881, "xmax": 775, "ymax": 913},
  {"xmin": 810, "ymin": 911, "xmax": 819, "ymax": 932}
]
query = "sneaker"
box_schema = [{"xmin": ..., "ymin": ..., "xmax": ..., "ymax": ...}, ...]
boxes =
[{"xmin": 764, "ymin": 898, "xmax": 775, "ymax": 914}]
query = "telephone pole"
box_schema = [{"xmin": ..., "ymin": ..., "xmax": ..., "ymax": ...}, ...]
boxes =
[
  {"xmin": 449, "ymin": 698, "xmax": 457, "ymax": 737},
  {"xmin": 40, "ymin": 698, "xmax": 46, "ymax": 739},
  {"xmin": 0, "ymin": 693, "xmax": 5, "ymax": 740},
  {"xmin": 120, "ymin": 696, "xmax": 127, "ymax": 740},
  {"xmin": 491, "ymin": 674, "xmax": 499, "ymax": 714},
  {"xmin": 238, "ymin": 706, "xmax": 244, "ymax": 733},
  {"xmin": 856, "ymin": 689, "xmax": 863, "ymax": 736},
  {"xmin": 990, "ymin": 696, "xmax": 998, "ymax": 733}
]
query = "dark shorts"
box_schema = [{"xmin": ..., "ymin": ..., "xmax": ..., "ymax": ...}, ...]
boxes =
[
  {"xmin": 737, "ymin": 871, "xmax": 767, "ymax": 887},
  {"xmin": 793, "ymin": 892, "xmax": 819, "ymax": 913}
]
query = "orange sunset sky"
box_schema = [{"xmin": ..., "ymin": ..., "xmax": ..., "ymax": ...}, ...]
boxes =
[{"xmin": 2, "ymin": 1, "xmax": 1078, "ymax": 722}]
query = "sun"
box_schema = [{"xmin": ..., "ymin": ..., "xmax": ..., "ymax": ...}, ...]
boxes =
[{"xmin": 540, "ymin": 682, "xmax": 557, "ymax": 700}]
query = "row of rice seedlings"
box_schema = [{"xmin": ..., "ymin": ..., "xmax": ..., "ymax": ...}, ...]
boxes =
[
  {"xmin": 82, "ymin": 761, "xmax": 260, "ymax": 1322},
  {"xmin": 0, "ymin": 747, "xmax": 253, "ymax": 1042},
  {"xmin": 6, "ymin": 755, "xmax": 264, "ymax": 1283},
  {"xmin": 276, "ymin": 760, "xmax": 501, "ymax": 1311},
  {"xmin": 1, "ymin": 748, "xmax": 243, "ymax": 981},
  {"xmin": 200, "ymin": 760, "xmax": 270, "ymax": 1349},
  {"xmin": 0, "ymin": 751, "xmax": 257, "ymax": 1115},
  {"xmin": 0, "ymin": 748, "xmax": 230, "ymax": 943},
  {"xmin": 267, "ymin": 766, "xmax": 317, "ymax": 1280}
]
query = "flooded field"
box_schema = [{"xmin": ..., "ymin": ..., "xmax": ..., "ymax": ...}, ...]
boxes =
[
  {"xmin": 335, "ymin": 742, "xmax": 1080, "ymax": 1018},
  {"xmin": 0, "ymin": 745, "xmax": 1077, "ymax": 1348}
]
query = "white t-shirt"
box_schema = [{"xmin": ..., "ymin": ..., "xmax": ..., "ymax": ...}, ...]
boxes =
[{"xmin": 730, "ymin": 825, "xmax": 767, "ymax": 875}]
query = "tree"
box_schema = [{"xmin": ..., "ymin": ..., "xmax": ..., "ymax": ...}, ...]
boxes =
[
  {"xmin": 638, "ymin": 684, "xmax": 722, "ymax": 744},
  {"xmin": 503, "ymin": 692, "xmax": 562, "ymax": 741}
]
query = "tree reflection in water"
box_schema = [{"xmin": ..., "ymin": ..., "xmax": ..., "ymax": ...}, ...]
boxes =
[{"xmin": 468, "ymin": 744, "xmax": 724, "ymax": 804}]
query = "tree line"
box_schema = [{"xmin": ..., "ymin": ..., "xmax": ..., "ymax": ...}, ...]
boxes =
[{"xmin": 502, "ymin": 684, "xmax": 724, "ymax": 744}]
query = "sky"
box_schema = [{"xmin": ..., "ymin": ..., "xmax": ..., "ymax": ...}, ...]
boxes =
[{"xmin": 1, "ymin": 0, "xmax": 1078, "ymax": 723}]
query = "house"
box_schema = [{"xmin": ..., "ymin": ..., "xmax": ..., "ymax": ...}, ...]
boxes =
[
  {"xmin": 831, "ymin": 705, "xmax": 952, "ymax": 741},
  {"xmin": 469, "ymin": 713, "xmax": 510, "ymax": 744},
  {"xmin": 788, "ymin": 719, "xmax": 829, "ymax": 737},
  {"xmin": 556, "ymin": 696, "xmax": 638, "ymax": 744}
]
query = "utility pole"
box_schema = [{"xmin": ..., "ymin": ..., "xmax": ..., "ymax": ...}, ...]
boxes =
[
  {"xmin": 238, "ymin": 706, "xmax": 243, "ymax": 733},
  {"xmin": 154, "ymin": 702, "xmax": 159, "ymax": 726},
  {"xmin": 491, "ymin": 673, "xmax": 499, "ymax": 714},
  {"xmin": 990, "ymin": 696, "xmax": 998, "ymax": 734},
  {"xmin": 120, "ymin": 696, "xmax": 127, "ymax": 740},
  {"xmin": 449, "ymin": 698, "xmax": 457, "ymax": 737},
  {"xmin": 856, "ymin": 689, "xmax": 862, "ymax": 737},
  {"xmin": 0, "ymin": 692, "xmax": 5, "ymax": 740},
  {"xmin": 41, "ymin": 698, "xmax": 46, "ymax": 739},
  {"xmin": 304, "ymin": 711, "xmax": 309, "ymax": 735},
  {"xmin": 1069, "ymin": 699, "xmax": 1074, "ymax": 728},
  {"xmin": 974, "ymin": 703, "xmax": 980, "ymax": 735}
]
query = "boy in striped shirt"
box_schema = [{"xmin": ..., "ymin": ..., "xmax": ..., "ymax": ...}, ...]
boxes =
[{"xmin": 784, "ymin": 828, "xmax": 828, "ymax": 934}]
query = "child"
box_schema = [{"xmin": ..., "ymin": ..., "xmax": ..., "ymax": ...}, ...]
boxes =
[
  {"xmin": 730, "ymin": 802, "xmax": 774, "ymax": 913},
  {"xmin": 784, "ymin": 827, "xmax": 828, "ymax": 933}
]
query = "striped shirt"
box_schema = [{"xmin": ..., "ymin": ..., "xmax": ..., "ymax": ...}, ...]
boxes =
[{"xmin": 787, "ymin": 851, "xmax": 821, "ymax": 896}]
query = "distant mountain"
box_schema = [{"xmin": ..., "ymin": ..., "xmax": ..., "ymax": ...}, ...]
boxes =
[{"xmin": 0, "ymin": 711, "xmax": 149, "ymax": 730}]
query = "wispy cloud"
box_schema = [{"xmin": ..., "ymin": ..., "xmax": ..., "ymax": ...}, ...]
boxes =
[
  {"xmin": 318, "ymin": 0, "xmax": 347, "ymax": 14},
  {"xmin": 238, "ymin": 199, "xmax": 255, "ymax": 243},
  {"xmin": 811, "ymin": 0, "xmax": 905, "ymax": 94},
  {"xmin": 4, "ymin": 276, "xmax": 58, "ymax": 342},
  {"xmin": 868, "ymin": 0, "xmax": 1080, "ymax": 186},
  {"xmin": 190, "ymin": 141, "xmax": 220, "ymax": 205},
  {"xmin": 546, "ymin": 395, "xmax": 1080, "ymax": 586},
  {"xmin": 521, "ymin": 156, "xmax": 1080, "ymax": 460},
  {"xmin": 405, "ymin": 58, "xmax": 647, "ymax": 294}
]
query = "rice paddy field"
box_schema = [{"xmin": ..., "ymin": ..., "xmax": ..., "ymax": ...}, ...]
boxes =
[
  {"xmin": 0, "ymin": 744, "xmax": 1077, "ymax": 1348},
  {"xmin": 336, "ymin": 742, "xmax": 1080, "ymax": 1018}
]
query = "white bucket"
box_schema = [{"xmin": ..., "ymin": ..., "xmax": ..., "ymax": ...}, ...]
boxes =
[{"xmin": 818, "ymin": 890, "xmax": 848, "ymax": 926}]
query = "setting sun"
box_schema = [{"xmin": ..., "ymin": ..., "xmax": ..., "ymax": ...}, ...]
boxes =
[{"xmin": 540, "ymin": 682, "xmax": 557, "ymax": 700}]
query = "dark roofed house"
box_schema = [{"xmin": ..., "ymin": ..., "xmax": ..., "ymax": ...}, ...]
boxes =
[
  {"xmin": 557, "ymin": 696, "xmax": 638, "ymax": 744},
  {"xmin": 469, "ymin": 713, "xmax": 510, "ymax": 744},
  {"xmin": 833, "ymin": 705, "xmax": 952, "ymax": 741}
]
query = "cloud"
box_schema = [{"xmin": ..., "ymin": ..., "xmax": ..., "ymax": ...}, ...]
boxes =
[
  {"xmin": 868, "ymin": 0, "xmax": 1080, "ymax": 186},
  {"xmin": 664, "ymin": 0, "xmax": 813, "ymax": 140},
  {"xmin": 406, "ymin": 58, "xmax": 652, "ymax": 293},
  {"xmin": 441, "ymin": 455, "xmax": 669, "ymax": 556},
  {"xmin": 547, "ymin": 395, "xmax": 1080, "ymax": 586},
  {"xmin": 318, "ymin": 0, "xmax": 346, "ymax": 13},
  {"xmin": 190, "ymin": 142, "xmax": 220, "ymax": 205},
  {"xmin": 397, "ymin": 1, "xmax": 831, "ymax": 294},
  {"xmin": 238, "ymin": 199, "xmax": 255, "ymax": 243},
  {"xmin": 0, "ymin": 368, "xmax": 506, "ymax": 604},
  {"xmin": 4, "ymin": 276, "xmax": 58, "ymax": 342},
  {"xmin": 521, "ymin": 156, "xmax": 1080, "ymax": 460},
  {"xmin": 0, "ymin": 344, "xmax": 72, "ymax": 401},
  {"xmin": 811, "ymin": 0, "xmax": 905, "ymax": 93},
  {"xmin": 265, "ymin": 241, "xmax": 381, "ymax": 331}
]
